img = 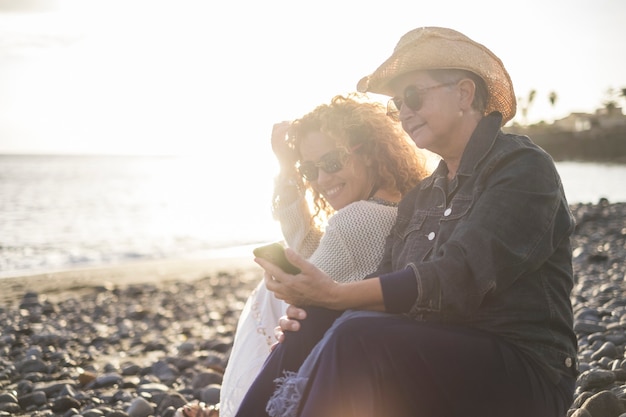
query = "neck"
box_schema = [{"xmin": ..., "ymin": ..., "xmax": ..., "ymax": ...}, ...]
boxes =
[
  {"xmin": 438, "ymin": 115, "xmax": 481, "ymax": 180},
  {"xmin": 371, "ymin": 188, "xmax": 402, "ymax": 204}
]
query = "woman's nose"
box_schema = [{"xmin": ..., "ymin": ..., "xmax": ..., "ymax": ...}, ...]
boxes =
[{"xmin": 316, "ymin": 168, "xmax": 332, "ymax": 183}]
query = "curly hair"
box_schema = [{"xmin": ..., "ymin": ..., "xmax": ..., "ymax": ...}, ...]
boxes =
[{"xmin": 287, "ymin": 93, "xmax": 430, "ymax": 223}]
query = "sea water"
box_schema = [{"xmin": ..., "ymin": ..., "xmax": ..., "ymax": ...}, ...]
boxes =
[{"xmin": 1, "ymin": 155, "xmax": 624, "ymax": 278}]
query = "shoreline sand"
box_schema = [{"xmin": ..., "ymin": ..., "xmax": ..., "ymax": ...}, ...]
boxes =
[{"xmin": 0, "ymin": 256, "xmax": 258, "ymax": 308}]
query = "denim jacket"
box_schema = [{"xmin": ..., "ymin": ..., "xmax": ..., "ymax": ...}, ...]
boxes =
[{"xmin": 375, "ymin": 112, "xmax": 578, "ymax": 384}]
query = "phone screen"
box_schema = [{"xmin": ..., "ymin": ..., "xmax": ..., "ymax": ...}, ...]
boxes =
[{"xmin": 253, "ymin": 242, "xmax": 301, "ymax": 274}]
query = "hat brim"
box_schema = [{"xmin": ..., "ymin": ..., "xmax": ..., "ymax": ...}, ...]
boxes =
[{"xmin": 357, "ymin": 27, "xmax": 516, "ymax": 126}]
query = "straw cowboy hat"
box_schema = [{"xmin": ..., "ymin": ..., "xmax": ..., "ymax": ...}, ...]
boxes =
[{"xmin": 357, "ymin": 26, "xmax": 516, "ymax": 125}]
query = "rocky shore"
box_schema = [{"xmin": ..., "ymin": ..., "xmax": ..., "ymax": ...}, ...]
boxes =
[{"xmin": 1, "ymin": 201, "xmax": 626, "ymax": 417}]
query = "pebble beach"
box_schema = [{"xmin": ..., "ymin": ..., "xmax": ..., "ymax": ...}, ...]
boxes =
[{"xmin": 1, "ymin": 201, "xmax": 626, "ymax": 417}]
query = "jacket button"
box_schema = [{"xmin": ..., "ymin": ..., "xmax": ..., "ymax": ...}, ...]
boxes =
[
  {"xmin": 565, "ymin": 357, "xmax": 573, "ymax": 368},
  {"xmin": 444, "ymin": 208, "xmax": 452, "ymax": 216},
  {"xmin": 427, "ymin": 232, "xmax": 435, "ymax": 240}
]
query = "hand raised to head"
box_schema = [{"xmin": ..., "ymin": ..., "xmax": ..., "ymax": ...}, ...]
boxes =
[{"xmin": 270, "ymin": 121, "xmax": 298, "ymax": 169}]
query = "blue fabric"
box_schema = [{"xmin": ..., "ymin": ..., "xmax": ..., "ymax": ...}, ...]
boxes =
[
  {"xmin": 296, "ymin": 313, "xmax": 575, "ymax": 417},
  {"xmin": 266, "ymin": 310, "xmax": 393, "ymax": 417},
  {"xmin": 379, "ymin": 267, "xmax": 418, "ymax": 313}
]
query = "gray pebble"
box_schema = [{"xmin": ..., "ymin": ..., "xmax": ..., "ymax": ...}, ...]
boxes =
[
  {"xmin": 192, "ymin": 371, "xmax": 222, "ymax": 389},
  {"xmin": 591, "ymin": 341, "xmax": 619, "ymax": 361},
  {"xmin": 199, "ymin": 384, "xmax": 221, "ymax": 405},
  {"xmin": 51, "ymin": 395, "xmax": 81, "ymax": 413},
  {"xmin": 18, "ymin": 390, "xmax": 47, "ymax": 408},
  {"xmin": 126, "ymin": 397, "xmax": 154, "ymax": 417},
  {"xmin": 578, "ymin": 368, "xmax": 616, "ymax": 391},
  {"xmin": 580, "ymin": 390, "xmax": 623, "ymax": 417}
]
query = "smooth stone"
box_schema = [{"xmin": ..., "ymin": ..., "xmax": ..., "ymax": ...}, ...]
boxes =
[
  {"xmin": 108, "ymin": 411, "xmax": 130, "ymax": 417},
  {"xmin": 581, "ymin": 390, "xmax": 624, "ymax": 417},
  {"xmin": 191, "ymin": 371, "xmax": 222, "ymax": 389},
  {"xmin": 591, "ymin": 341, "xmax": 619, "ymax": 361},
  {"xmin": 16, "ymin": 379, "xmax": 33, "ymax": 394},
  {"xmin": 22, "ymin": 371, "xmax": 45, "ymax": 382},
  {"xmin": 121, "ymin": 363, "xmax": 141, "ymax": 376},
  {"xmin": 169, "ymin": 357, "xmax": 197, "ymax": 372},
  {"xmin": 0, "ymin": 392, "xmax": 17, "ymax": 403},
  {"xmin": 17, "ymin": 357, "xmax": 47, "ymax": 374},
  {"xmin": 83, "ymin": 409, "xmax": 106, "ymax": 417},
  {"xmin": 152, "ymin": 360, "xmax": 179, "ymax": 384},
  {"xmin": 50, "ymin": 395, "xmax": 81, "ymax": 413},
  {"xmin": 126, "ymin": 397, "xmax": 154, "ymax": 417},
  {"xmin": 32, "ymin": 380, "xmax": 78, "ymax": 397},
  {"xmin": 122, "ymin": 376, "xmax": 141, "ymax": 389},
  {"xmin": 137, "ymin": 382, "xmax": 169, "ymax": 394},
  {"xmin": 178, "ymin": 342, "xmax": 195, "ymax": 355},
  {"xmin": 0, "ymin": 334, "xmax": 16, "ymax": 346},
  {"xmin": 25, "ymin": 346, "xmax": 43, "ymax": 358},
  {"xmin": 62, "ymin": 408, "xmax": 80, "ymax": 417},
  {"xmin": 578, "ymin": 369, "xmax": 617, "ymax": 390},
  {"xmin": 572, "ymin": 391, "xmax": 594, "ymax": 408},
  {"xmin": 161, "ymin": 406, "xmax": 177, "ymax": 417},
  {"xmin": 78, "ymin": 371, "xmax": 97, "ymax": 386},
  {"xmin": 605, "ymin": 333, "xmax": 626, "ymax": 345},
  {"xmin": 18, "ymin": 390, "xmax": 47, "ymax": 407},
  {"xmin": 198, "ymin": 384, "xmax": 221, "ymax": 405},
  {"xmin": 156, "ymin": 393, "xmax": 187, "ymax": 416},
  {"xmin": 0, "ymin": 402, "xmax": 21, "ymax": 413},
  {"xmin": 614, "ymin": 369, "xmax": 626, "ymax": 381},
  {"xmin": 94, "ymin": 373, "xmax": 123, "ymax": 388}
]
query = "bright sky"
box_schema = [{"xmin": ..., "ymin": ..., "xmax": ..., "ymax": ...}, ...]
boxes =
[{"xmin": 1, "ymin": 0, "xmax": 625, "ymax": 157}]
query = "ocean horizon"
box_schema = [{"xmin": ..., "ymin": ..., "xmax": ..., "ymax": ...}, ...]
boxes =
[{"xmin": 1, "ymin": 154, "xmax": 625, "ymax": 279}]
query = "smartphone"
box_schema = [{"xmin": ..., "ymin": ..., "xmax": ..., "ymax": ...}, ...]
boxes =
[{"xmin": 253, "ymin": 242, "xmax": 301, "ymax": 274}]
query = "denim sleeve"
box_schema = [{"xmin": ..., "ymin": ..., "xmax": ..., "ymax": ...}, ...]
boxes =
[
  {"xmin": 409, "ymin": 148, "xmax": 575, "ymax": 318},
  {"xmin": 379, "ymin": 268, "xmax": 418, "ymax": 313}
]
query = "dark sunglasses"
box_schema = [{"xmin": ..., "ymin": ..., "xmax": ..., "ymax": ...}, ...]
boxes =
[
  {"xmin": 387, "ymin": 82, "xmax": 456, "ymax": 120},
  {"xmin": 298, "ymin": 144, "xmax": 362, "ymax": 181}
]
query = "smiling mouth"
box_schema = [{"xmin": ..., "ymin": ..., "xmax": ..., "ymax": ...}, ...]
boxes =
[{"xmin": 324, "ymin": 184, "xmax": 343, "ymax": 198}]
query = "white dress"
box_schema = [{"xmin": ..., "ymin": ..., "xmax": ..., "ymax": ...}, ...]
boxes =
[{"xmin": 219, "ymin": 197, "xmax": 398, "ymax": 417}]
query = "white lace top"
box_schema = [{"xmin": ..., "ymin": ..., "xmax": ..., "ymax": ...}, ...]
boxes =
[{"xmin": 274, "ymin": 197, "xmax": 398, "ymax": 282}]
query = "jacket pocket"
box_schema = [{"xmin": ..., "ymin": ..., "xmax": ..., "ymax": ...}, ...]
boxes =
[{"xmin": 439, "ymin": 194, "xmax": 473, "ymax": 223}]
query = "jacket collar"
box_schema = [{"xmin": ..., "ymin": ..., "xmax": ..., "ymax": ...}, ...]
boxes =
[{"xmin": 423, "ymin": 111, "xmax": 503, "ymax": 186}]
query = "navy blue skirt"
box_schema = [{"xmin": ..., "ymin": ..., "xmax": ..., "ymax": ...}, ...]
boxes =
[{"xmin": 236, "ymin": 309, "xmax": 574, "ymax": 417}]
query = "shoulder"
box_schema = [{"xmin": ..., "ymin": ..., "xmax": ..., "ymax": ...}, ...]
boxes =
[
  {"xmin": 482, "ymin": 131, "xmax": 558, "ymax": 179},
  {"xmin": 336, "ymin": 199, "xmax": 398, "ymax": 217},
  {"xmin": 495, "ymin": 131, "xmax": 553, "ymax": 161},
  {"xmin": 329, "ymin": 200, "xmax": 398, "ymax": 227},
  {"xmin": 478, "ymin": 132, "xmax": 565, "ymax": 198}
]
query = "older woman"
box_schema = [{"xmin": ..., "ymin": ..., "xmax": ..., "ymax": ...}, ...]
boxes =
[{"xmin": 257, "ymin": 27, "xmax": 577, "ymax": 417}]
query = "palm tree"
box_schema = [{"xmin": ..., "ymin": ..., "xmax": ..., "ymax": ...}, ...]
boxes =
[
  {"xmin": 548, "ymin": 91, "xmax": 558, "ymax": 107},
  {"xmin": 548, "ymin": 91, "xmax": 558, "ymax": 122},
  {"xmin": 520, "ymin": 89, "xmax": 537, "ymax": 125},
  {"xmin": 528, "ymin": 89, "xmax": 537, "ymax": 107}
]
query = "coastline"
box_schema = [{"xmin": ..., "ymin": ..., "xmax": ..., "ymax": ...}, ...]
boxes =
[{"xmin": 0, "ymin": 256, "xmax": 258, "ymax": 307}]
